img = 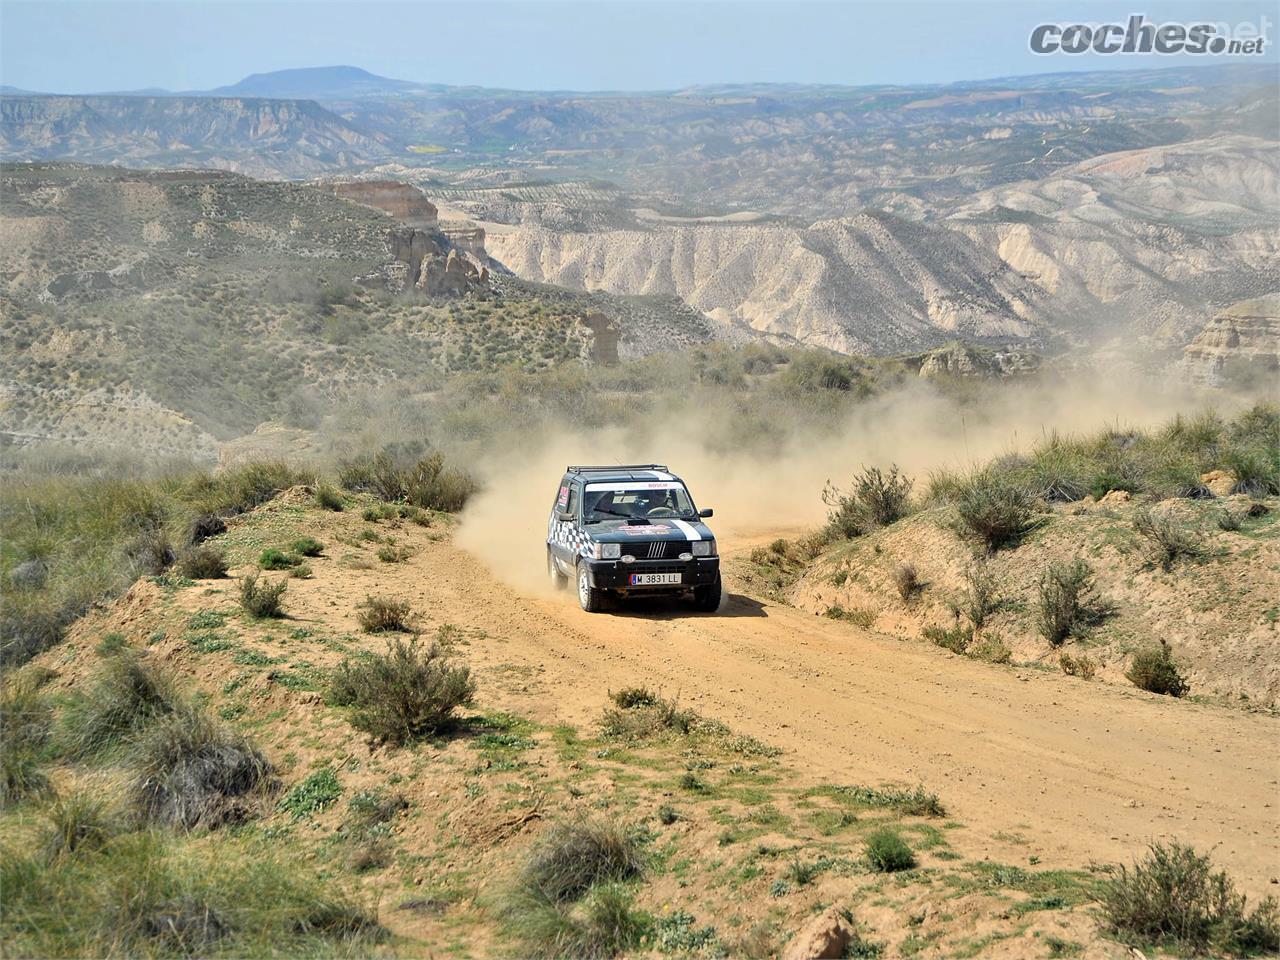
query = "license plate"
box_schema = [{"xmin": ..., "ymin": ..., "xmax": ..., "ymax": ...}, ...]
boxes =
[{"xmin": 629, "ymin": 572, "xmax": 682, "ymax": 586}]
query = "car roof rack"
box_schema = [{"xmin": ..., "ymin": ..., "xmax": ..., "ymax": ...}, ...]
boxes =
[{"xmin": 567, "ymin": 464, "xmax": 670, "ymax": 473}]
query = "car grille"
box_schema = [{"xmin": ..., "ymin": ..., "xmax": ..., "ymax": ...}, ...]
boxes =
[{"xmin": 633, "ymin": 540, "xmax": 689, "ymax": 560}]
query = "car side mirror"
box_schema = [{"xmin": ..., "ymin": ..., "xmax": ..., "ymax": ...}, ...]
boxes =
[
  {"xmin": 698, "ymin": 508, "xmax": 714, "ymax": 518},
  {"xmin": 557, "ymin": 511, "xmax": 575, "ymax": 522}
]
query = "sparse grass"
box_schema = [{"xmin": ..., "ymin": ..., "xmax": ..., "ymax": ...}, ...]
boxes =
[
  {"xmin": 238, "ymin": 574, "xmax": 287, "ymax": 618},
  {"xmin": 0, "ymin": 830, "xmax": 384, "ymax": 958},
  {"xmin": 1133, "ymin": 508, "xmax": 1204, "ymax": 571},
  {"xmin": 825, "ymin": 605, "xmax": 876, "ymax": 627},
  {"xmin": 1126, "ymin": 640, "xmax": 1189, "ymax": 697},
  {"xmin": 1099, "ymin": 841, "xmax": 1279, "ymax": 956},
  {"xmin": 1036, "ymin": 559, "xmax": 1096, "ymax": 647},
  {"xmin": 826, "ymin": 784, "xmax": 946, "ymax": 817},
  {"xmin": 822, "ymin": 464, "xmax": 914, "ymax": 538},
  {"xmin": 499, "ymin": 818, "xmax": 649, "ymax": 958},
  {"xmin": 355, "ymin": 595, "xmax": 412, "ymax": 633},
  {"xmin": 40, "ymin": 791, "xmax": 126, "ymax": 860},
  {"xmin": 130, "ymin": 704, "xmax": 273, "ymax": 830},
  {"xmin": 376, "ymin": 544, "xmax": 411, "ymax": 564},
  {"xmin": 327, "ymin": 637, "xmax": 475, "ymax": 745},
  {"xmin": 865, "ymin": 827, "xmax": 916, "ymax": 872},
  {"xmin": 970, "ymin": 634, "xmax": 1012, "ymax": 664},
  {"xmin": 174, "ymin": 544, "xmax": 228, "ymax": 580},
  {"xmin": 1, "ymin": 672, "xmax": 54, "ymax": 807},
  {"xmin": 521, "ymin": 819, "xmax": 645, "ymax": 903},
  {"xmin": 60, "ymin": 652, "xmax": 178, "ymax": 759}
]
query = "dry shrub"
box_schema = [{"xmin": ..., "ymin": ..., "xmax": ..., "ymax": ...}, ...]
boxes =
[
  {"xmin": 356, "ymin": 595, "xmax": 412, "ymax": 633},
  {"xmin": 175, "ymin": 545, "xmax": 228, "ymax": 580},
  {"xmin": 1059, "ymin": 651, "xmax": 1097, "ymax": 680},
  {"xmin": 338, "ymin": 446, "xmax": 478, "ymax": 512},
  {"xmin": 131, "ymin": 705, "xmax": 272, "ymax": 830},
  {"xmin": 959, "ymin": 560, "xmax": 1002, "ymax": 628},
  {"xmin": 1132, "ymin": 508, "xmax": 1203, "ymax": 571},
  {"xmin": 327, "ymin": 638, "xmax": 475, "ymax": 745},
  {"xmin": 892, "ymin": 563, "xmax": 921, "ymax": 602},
  {"xmin": 60, "ymin": 652, "xmax": 178, "ymax": 758},
  {"xmin": 238, "ymin": 574, "xmax": 286, "ymax": 618},
  {"xmin": 1126, "ymin": 640, "xmax": 1188, "ymax": 697},
  {"xmin": 1035, "ymin": 559, "xmax": 1095, "ymax": 647},
  {"xmin": 954, "ymin": 473, "xmax": 1036, "ymax": 552},
  {"xmin": 822, "ymin": 465, "xmax": 913, "ymax": 539},
  {"xmin": 1100, "ymin": 841, "xmax": 1278, "ymax": 956},
  {"xmin": 521, "ymin": 819, "xmax": 644, "ymax": 904}
]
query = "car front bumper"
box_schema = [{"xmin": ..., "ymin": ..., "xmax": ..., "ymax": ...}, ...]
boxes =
[{"xmin": 582, "ymin": 556, "xmax": 720, "ymax": 591}]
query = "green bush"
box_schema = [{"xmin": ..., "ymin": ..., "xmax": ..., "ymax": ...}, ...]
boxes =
[
  {"xmin": 355, "ymin": 595, "xmax": 412, "ymax": 633},
  {"xmin": 327, "ymin": 638, "xmax": 475, "ymax": 745},
  {"xmin": 865, "ymin": 828, "xmax": 916, "ymax": 872},
  {"xmin": 1035, "ymin": 559, "xmax": 1096, "ymax": 647},
  {"xmin": 182, "ymin": 460, "xmax": 315, "ymax": 517},
  {"xmin": 174, "ymin": 544, "xmax": 228, "ymax": 580},
  {"xmin": 290, "ymin": 537, "xmax": 324, "ymax": 558},
  {"xmin": 923, "ymin": 623, "xmax": 972, "ymax": 655},
  {"xmin": 1099, "ymin": 841, "xmax": 1278, "ymax": 956},
  {"xmin": 1133, "ymin": 508, "xmax": 1203, "ymax": 571},
  {"xmin": 954, "ymin": 473, "xmax": 1036, "ymax": 552},
  {"xmin": 1222, "ymin": 446, "xmax": 1280, "ymax": 496},
  {"xmin": 314, "ymin": 484, "xmax": 345, "ymax": 511},
  {"xmin": 259, "ymin": 548, "xmax": 302, "ymax": 571},
  {"xmin": 130, "ymin": 705, "xmax": 273, "ymax": 830},
  {"xmin": 501, "ymin": 881, "xmax": 650, "ymax": 960},
  {"xmin": 822, "ymin": 465, "xmax": 913, "ymax": 539},
  {"xmin": 1126, "ymin": 641, "xmax": 1189, "ymax": 697},
  {"xmin": 238, "ymin": 574, "xmax": 287, "ymax": 618}
]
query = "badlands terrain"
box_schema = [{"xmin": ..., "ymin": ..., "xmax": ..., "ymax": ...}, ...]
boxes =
[{"xmin": 1, "ymin": 59, "xmax": 1279, "ymax": 960}]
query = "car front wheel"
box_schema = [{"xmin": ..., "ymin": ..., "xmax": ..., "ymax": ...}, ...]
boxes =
[
  {"xmin": 692, "ymin": 574, "xmax": 722, "ymax": 612},
  {"xmin": 577, "ymin": 562, "xmax": 605, "ymax": 612}
]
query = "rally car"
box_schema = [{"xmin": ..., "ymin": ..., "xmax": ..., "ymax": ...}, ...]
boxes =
[{"xmin": 546, "ymin": 464, "xmax": 721, "ymax": 612}]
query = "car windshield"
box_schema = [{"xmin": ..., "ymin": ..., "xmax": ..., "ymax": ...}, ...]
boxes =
[{"xmin": 583, "ymin": 483, "xmax": 695, "ymax": 522}]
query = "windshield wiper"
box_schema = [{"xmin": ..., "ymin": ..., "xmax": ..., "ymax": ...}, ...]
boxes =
[{"xmin": 586, "ymin": 509, "xmax": 643, "ymax": 524}]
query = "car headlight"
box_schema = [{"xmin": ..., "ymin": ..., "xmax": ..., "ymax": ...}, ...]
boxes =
[
  {"xmin": 595, "ymin": 542, "xmax": 621, "ymax": 560},
  {"xmin": 691, "ymin": 540, "xmax": 715, "ymax": 557}
]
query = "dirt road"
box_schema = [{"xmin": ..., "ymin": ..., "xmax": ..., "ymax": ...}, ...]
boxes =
[{"xmin": 374, "ymin": 526, "xmax": 1280, "ymax": 891}]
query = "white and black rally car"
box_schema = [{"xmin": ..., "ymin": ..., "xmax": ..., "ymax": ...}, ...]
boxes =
[{"xmin": 547, "ymin": 464, "xmax": 721, "ymax": 612}]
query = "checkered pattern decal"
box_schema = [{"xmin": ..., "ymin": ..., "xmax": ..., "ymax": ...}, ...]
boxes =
[{"xmin": 548, "ymin": 516, "xmax": 594, "ymax": 558}]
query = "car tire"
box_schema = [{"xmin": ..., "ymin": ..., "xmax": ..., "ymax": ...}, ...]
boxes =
[
  {"xmin": 692, "ymin": 575, "xmax": 722, "ymax": 612},
  {"xmin": 577, "ymin": 561, "xmax": 605, "ymax": 612},
  {"xmin": 547, "ymin": 546, "xmax": 568, "ymax": 590}
]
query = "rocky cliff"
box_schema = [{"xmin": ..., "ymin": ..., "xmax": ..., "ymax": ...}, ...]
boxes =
[
  {"xmin": 319, "ymin": 180, "xmax": 438, "ymax": 227},
  {"xmin": 487, "ymin": 212, "xmax": 1044, "ymax": 354},
  {"xmin": 1181, "ymin": 295, "xmax": 1280, "ymax": 386},
  {"xmin": 0, "ymin": 96, "xmax": 393, "ymax": 179}
]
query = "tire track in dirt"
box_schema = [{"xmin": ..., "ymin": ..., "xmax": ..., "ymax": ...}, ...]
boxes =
[{"xmin": 361, "ymin": 526, "xmax": 1280, "ymax": 892}]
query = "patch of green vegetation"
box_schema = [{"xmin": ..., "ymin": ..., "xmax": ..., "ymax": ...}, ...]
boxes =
[{"xmin": 278, "ymin": 767, "xmax": 342, "ymax": 820}]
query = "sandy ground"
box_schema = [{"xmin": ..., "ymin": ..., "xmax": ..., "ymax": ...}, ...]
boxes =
[{"xmin": 301, "ymin": 522, "xmax": 1280, "ymax": 895}]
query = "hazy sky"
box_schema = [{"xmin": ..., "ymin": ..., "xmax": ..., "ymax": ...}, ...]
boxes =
[{"xmin": 2, "ymin": 0, "xmax": 1277, "ymax": 93}]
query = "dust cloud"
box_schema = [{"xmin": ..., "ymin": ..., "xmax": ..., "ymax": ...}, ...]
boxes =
[{"xmin": 454, "ymin": 369, "xmax": 1236, "ymax": 597}]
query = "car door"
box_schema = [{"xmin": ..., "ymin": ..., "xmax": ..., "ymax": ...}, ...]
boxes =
[{"xmin": 549, "ymin": 478, "xmax": 580, "ymax": 569}]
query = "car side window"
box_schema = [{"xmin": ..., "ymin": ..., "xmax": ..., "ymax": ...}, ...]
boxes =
[
  {"xmin": 555, "ymin": 480, "xmax": 571, "ymax": 512},
  {"xmin": 565, "ymin": 485, "xmax": 579, "ymax": 520}
]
